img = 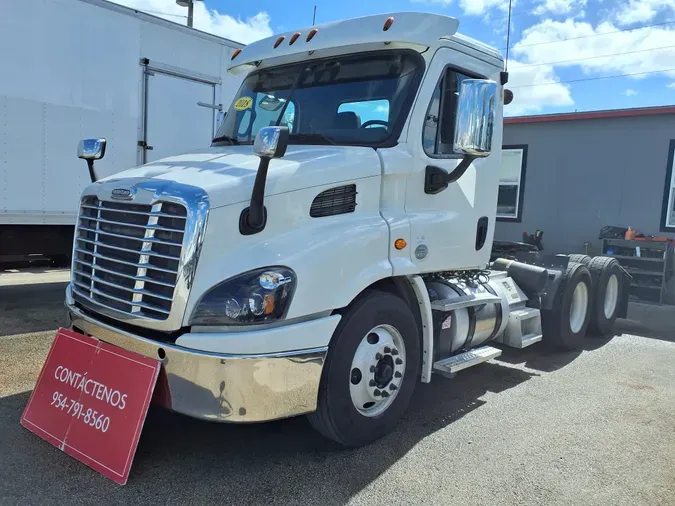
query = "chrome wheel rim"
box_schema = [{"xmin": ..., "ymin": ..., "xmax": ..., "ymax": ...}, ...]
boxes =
[
  {"xmin": 604, "ymin": 274, "xmax": 619, "ymax": 319},
  {"xmin": 349, "ymin": 325, "xmax": 406, "ymax": 417},
  {"xmin": 569, "ymin": 281, "xmax": 589, "ymax": 334}
]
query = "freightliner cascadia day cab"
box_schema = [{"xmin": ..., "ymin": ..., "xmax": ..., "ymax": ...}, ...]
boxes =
[{"xmin": 66, "ymin": 13, "xmax": 627, "ymax": 446}]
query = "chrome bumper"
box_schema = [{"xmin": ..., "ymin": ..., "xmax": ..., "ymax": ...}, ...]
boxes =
[{"xmin": 67, "ymin": 304, "xmax": 327, "ymax": 423}]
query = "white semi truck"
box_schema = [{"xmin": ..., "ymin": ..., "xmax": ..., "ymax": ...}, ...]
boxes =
[
  {"xmin": 65, "ymin": 13, "xmax": 627, "ymax": 446},
  {"xmin": 0, "ymin": 0, "xmax": 242, "ymax": 262}
]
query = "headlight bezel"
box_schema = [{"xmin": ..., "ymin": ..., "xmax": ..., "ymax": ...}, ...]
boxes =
[{"xmin": 189, "ymin": 266, "xmax": 296, "ymax": 326}]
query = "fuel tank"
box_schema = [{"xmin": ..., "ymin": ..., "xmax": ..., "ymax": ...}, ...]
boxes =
[{"xmin": 425, "ymin": 276, "xmax": 509, "ymax": 356}]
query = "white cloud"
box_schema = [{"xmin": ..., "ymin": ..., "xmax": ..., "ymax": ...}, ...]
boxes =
[
  {"xmin": 667, "ymin": 82, "xmax": 675, "ymax": 88},
  {"xmin": 512, "ymin": 19, "xmax": 675, "ymax": 80},
  {"xmin": 532, "ymin": 0, "xmax": 587, "ymax": 16},
  {"xmin": 624, "ymin": 88, "xmax": 639, "ymax": 95},
  {"xmin": 111, "ymin": 0, "xmax": 273, "ymax": 43},
  {"xmin": 417, "ymin": 0, "xmax": 515, "ymax": 15},
  {"xmin": 505, "ymin": 60, "xmax": 574, "ymax": 115},
  {"xmin": 615, "ymin": 0, "xmax": 675, "ymax": 26}
]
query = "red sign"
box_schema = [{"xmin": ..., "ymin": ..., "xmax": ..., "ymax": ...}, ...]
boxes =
[{"xmin": 21, "ymin": 328, "xmax": 161, "ymax": 485}]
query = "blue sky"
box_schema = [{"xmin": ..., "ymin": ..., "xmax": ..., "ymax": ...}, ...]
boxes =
[{"xmin": 116, "ymin": 0, "xmax": 675, "ymax": 116}]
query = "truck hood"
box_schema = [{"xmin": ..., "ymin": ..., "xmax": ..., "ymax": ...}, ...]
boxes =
[{"xmin": 101, "ymin": 145, "xmax": 382, "ymax": 209}]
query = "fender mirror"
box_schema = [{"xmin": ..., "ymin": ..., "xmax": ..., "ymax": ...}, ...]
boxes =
[
  {"xmin": 77, "ymin": 138, "xmax": 106, "ymax": 160},
  {"xmin": 240, "ymin": 126, "xmax": 290, "ymax": 235},
  {"xmin": 253, "ymin": 126, "xmax": 289, "ymax": 159},
  {"xmin": 77, "ymin": 138, "xmax": 107, "ymax": 182}
]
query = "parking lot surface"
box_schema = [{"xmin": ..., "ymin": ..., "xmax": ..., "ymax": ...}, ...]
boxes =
[{"xmin": 1, "ymin": 279, "xmax": 674, "ymax": 505}]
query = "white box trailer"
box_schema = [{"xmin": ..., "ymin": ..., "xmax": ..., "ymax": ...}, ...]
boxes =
[{"xmin": 0, "ymin": 0, "xmax": 242, "ymax": 261}]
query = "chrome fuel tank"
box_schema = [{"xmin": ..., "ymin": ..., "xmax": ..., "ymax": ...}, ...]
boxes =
[{"xmin": 426, "ymin": 278, "xmax": 505, "ymax": 356}]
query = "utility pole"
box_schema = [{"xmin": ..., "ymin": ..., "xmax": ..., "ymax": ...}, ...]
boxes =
[
  {"xmin": 176, "ymin": 0, "xmax": 203, "ymax": 28},
  {"xmin": 313, "ymin": 5, "xmax": 317, "ymax": 25}
]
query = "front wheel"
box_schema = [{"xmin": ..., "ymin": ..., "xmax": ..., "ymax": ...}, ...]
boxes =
[{"xmin": 307, "ymin": 290, "xmax": 420, "ymax": 447}]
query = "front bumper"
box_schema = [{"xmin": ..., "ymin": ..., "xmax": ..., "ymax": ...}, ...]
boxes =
[{"xmin": 67, "ymin": 304, "xmax": 333, "ymax": 423}]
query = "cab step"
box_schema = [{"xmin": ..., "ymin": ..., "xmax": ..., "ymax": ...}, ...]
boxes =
[
  {"xmin": 433, "ymin": 345, "xmax": 502, "ymax": 376},
  {"xmin": 500, "ymin": 307, "xmax": 543, "ymax": 349},
  {"xmin": 430, "ymin": 293, "xmax": 502, "ymax": 312}
]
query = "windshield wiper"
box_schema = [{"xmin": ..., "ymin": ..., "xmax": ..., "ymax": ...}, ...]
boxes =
[
  {"xmin": 289, "ymin": 133, "xmax": 337, "ymax": 146},
  {"xmin": 211, "ymin": 135, "xmax": 240, "ymax": 145}
]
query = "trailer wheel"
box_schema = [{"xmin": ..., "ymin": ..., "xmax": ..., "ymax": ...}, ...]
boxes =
[
  {"xmin": 541, "ymin": 262, "xmax": 593, "ymax": 350},
  {"xmin": 568, "ymin": 254, "xmax": 592, "ymax": 266},
  {"xmin": 587, "ymin": 256, "xmax": 623, "ymax": 336},
  {"xmin": 307, "ymin": 290, "xmax": 420, "ymax": 447}
]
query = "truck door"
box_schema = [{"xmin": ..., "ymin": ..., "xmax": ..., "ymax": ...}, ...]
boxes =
[
  {"xmin": 404, "ymin": 48, "xmax": 502, "ymax": 272},
  {"xmin": 140, "ymin": 64, "xmax": 220, "ymax": 164}
]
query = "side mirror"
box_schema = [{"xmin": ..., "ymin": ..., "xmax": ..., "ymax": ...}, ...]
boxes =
[
  {"xmin": 453, "ymin": 79, "xmax": 497, "ymax": 157},
  {"xmin": 253, "ymin": 126, "xmax": 289, "ymax": 159},
  {"xmin": 77, "ymin": 138, "xmax": 107, "ymax": 160}
]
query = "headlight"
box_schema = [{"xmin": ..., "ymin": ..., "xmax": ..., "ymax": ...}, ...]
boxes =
[{"xmin": 189, "ymin": 267, "xmax": 296, "ymax": 325}]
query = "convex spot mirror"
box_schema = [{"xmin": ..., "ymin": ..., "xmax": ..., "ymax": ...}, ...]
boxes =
[
  {"xmin": 453, "ymin": 79, "xmax": 497, "ymax": 158},
  {"xmin": 77, "ymin": 138, "xmax": 107, "ymax": 160}
]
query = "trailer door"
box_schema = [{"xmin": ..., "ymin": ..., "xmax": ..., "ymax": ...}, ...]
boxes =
[{"xmin": 143, "ymin": 71, "xmax": 217, "ymax": 163}]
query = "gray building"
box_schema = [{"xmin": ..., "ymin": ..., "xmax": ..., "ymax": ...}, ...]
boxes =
[{"xmin": 495, "ymin": 106, "xmax": 675, "ymax": 254}]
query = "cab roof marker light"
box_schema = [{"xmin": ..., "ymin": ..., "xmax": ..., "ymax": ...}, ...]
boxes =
[
  {"xmin": 231, "ymin": 48, "xmax": 242, "ymax": 60},
  {"xmin": 289, "ymin": 32, "xmax": 301, "ymax": 45},
  {"xmin": 306, "ymin": 28, "xmax": 318, "ymax": 42},
  {"xmin": 274, "ymin": 35, "xmax": 286, "ymax": 48},
  {"xmin": 383, "ymin": 17, "xmax": 394, "ymax": 31}
]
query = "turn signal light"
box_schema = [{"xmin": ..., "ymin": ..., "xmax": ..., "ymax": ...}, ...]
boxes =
[
  {"xmin": 394, "ymin": 238, "xmax": 407, "ymax": 250},
  {"xmin": 383, "ymin": 17, "xmax": 394, "ymax": 31},
  {"xmin": 231, "ymin": 48, "xmax": 242, "ymax": 60},
  {"xmin": 274, "ymin": 36, "xmax": 285, "ymax": 48},
  {"xmin": 306, "ymin": 28, "xmax": 318, "ymax": 42}
]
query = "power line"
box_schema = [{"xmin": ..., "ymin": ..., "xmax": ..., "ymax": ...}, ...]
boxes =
[
  {"xmin": 508, "ymin": 19, "xmax": 675, "ymax": 50},
  {"xmin": 136, "ymin": 9, "xmax": 187, "ymax": 19},
  {"xmin": 516, "ymin": 44, "xmax": 675, "ymax": 68},
  {"xmin": 510, "ymin": 67, "xmax": 675, "ymax": 88}
]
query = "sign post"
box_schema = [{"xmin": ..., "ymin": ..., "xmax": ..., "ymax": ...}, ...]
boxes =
[{"xmin": 21, "ymin": 328, "xmax": 161, "ymax": 485}]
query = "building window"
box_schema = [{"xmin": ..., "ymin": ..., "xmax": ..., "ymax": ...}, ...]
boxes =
[
  {"xmin": 661, "ymin": 140, "xmax": 675, "ymax": 231},
  {"xmin": 497, "ymin": 145, "xmax": 528, "ymax": 222},
  {"xmin": 422, "ymin": 68, "xmax": 471, "ymax": 157}
]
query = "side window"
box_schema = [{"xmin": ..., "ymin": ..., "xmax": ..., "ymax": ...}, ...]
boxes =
[
  {"xmin": 497, "ymin": 146, "xmax": 527, "ymax": 221},
  {"xmin": 423, "ymin": 69, "xmax": 470, "ymax": 156},
  {"xmin": 338, "ymin": 99, "xmax": 390, "ymax": 127}
]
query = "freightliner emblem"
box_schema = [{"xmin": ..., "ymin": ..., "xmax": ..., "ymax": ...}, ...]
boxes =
[{"xmin": 111, "ymin": 188, "xmax": 133, "ymax": 200}]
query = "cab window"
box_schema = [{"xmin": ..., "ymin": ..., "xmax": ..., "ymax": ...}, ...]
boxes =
[{"xmin": 338, "ymin": 99, "xmax": 390, "ymax": 127}]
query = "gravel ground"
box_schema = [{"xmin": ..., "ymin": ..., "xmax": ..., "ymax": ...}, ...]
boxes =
[{"xmin": 1, "ymin": 281, "xmax": 674, "ymax": 505}]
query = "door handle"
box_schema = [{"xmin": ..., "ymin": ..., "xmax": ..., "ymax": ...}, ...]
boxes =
[{"xmin": 137, "ymin": 141, "xmax": 153, "ymax": 151}]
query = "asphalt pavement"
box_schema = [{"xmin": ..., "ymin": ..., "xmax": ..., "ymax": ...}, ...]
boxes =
[{"xmin": 1, "ymin": 278, "xmax": 674, "ymax": 505}]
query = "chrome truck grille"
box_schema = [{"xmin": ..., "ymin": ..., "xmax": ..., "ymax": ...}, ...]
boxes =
[{"xmin": 71, "ymin": 196, "xmax": 187, "ymax": 320}]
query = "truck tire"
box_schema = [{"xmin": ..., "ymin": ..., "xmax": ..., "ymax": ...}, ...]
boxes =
[
  {"xmin": 307, "ymin": 290, "xmax": 420, "ymax": 447},
  {"xmin": 568, "ymin": 254, "xmax": 591, "ymax": 266},
  {"xmin": 541, "ymin": 262, "xmax": 593, "ymax": 350},
  {"xmin": 587, "ymin": 256, "xmax": 623, "ymax": 336}
]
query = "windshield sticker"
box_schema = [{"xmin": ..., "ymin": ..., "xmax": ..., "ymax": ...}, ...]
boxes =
[{"xmin": 234, "ymin": 97, "xmax": 253, "ymax": 111}]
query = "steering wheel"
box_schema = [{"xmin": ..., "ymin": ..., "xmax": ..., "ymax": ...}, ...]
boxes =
[{"xmin": 360, "ymin": 120, "xmax": 389, "ymax": 129}]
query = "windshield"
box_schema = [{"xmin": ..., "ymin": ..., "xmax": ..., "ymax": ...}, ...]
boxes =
[{"xmin": 213, "ymin": 51, "xmax": 422, "ymax": 147}]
